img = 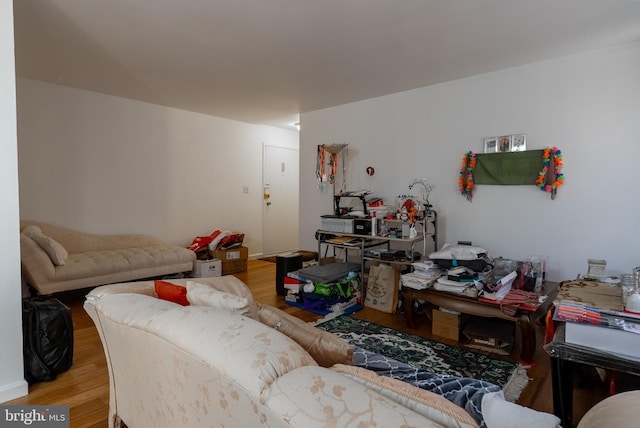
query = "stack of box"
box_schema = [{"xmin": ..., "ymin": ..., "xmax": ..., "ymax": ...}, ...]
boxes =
[
  {"xmin": 432, "ymin": 308, "xmax": 462, "ymax": 341},
  {"xmin": 191, "ymin": 259, "xmax": 222, "ymax": 278},
  {"xmin": 210, "ymin": 246, "xmax": 248, "ymax": 275}
]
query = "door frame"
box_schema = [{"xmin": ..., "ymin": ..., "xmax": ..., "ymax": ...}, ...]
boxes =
[{"xmin": 262, "ymin": 143, "xmax": 299, "ymax": 256}]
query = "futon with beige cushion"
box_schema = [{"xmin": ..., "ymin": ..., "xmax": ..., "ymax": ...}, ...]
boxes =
[{"xmin": 85, "ymin": 276, "xmax": 561, "ymax": 428}]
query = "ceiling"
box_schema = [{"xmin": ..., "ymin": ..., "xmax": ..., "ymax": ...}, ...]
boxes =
[{"xmin": 12, "ymin": 0, "xmax": 640, "ymax": 130}]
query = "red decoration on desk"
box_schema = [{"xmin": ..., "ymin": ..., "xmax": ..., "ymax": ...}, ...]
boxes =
[{"xmin": 479, "ymin": 289, "xmax": 540, "ymax": 317}]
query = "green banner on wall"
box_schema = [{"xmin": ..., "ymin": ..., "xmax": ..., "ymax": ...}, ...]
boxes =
[{"xmin": 473, "ymin": 149, "xmax": 544, "ymax": 185}]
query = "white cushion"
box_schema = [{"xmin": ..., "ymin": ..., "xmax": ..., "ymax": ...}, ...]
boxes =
[
  {"xmin": 23, "ymin": 225, "xmax": 68, "ymax": 266},
  {"xmin": 186, "ymin": 280, "xmax": 255, "ymax": 318},
  {"xmin": 482, "ymin": 391, "xmax": 560, "ymax": 428}
]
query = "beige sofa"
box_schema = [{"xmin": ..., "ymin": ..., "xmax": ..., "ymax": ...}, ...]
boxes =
[
  {"xmin": 577, "ymin": 390, "xmax": 640, "ymax": 427},
  {"xmin": 20, "ymin": 221, "xmax": 196, "ymax": 295},
  {"xmin": 84, "ymin": 276, "xmax": 561, "ymax": 428}
]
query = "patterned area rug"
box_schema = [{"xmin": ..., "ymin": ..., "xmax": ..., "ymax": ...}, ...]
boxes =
[{"xmin": 316, "ymin": 315, "xmax": 529, "ymax": 401}]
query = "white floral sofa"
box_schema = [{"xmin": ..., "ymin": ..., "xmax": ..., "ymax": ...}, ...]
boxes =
[
  {"xmin": 20, "ymin": 221, "xmax": 196, "ymax": 295},
  {"xmin": 84, "ymin": 276, "xmax": 561, "ymax": 428}
]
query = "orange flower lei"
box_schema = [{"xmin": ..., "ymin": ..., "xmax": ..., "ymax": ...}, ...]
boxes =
[
  {"xmin": 536, "ymin": 147, "xmax": 564, "ymax": 197},
  {"xmin": 458, "ymin": 151, "xmax": 476, "ymax": 201}
]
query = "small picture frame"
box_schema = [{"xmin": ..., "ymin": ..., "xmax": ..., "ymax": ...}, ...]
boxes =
[
  {"xmin": 484, "ymin": 137, "xmax": 497, "ymax": 153},
  {"xmin": 498, "ymin": 135, "xmax": 512, "ymax": 152},
  {"xmin": 511, "ymin": 134, "xmax": 526, "ymax": 152}
]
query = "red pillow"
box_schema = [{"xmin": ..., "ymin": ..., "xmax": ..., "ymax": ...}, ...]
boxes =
[{"xmin": 154, "ymin": 280, "xmax": 190, "ymax": 306}]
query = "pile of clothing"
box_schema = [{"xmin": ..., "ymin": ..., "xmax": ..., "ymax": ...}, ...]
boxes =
[
  {"xmin": 288, "ymin": 262, "xmax": 362, "ymax": 314},
  {"xmin": 187, "ymin": 230, "xmax": 245, "ymax": 260}
]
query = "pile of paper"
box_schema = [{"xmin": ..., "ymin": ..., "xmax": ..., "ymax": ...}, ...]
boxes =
[
  {"xmin": 434, "ymin": 277, "xmax": 470, "ymax": 294},
  {"xmin": 400, "ymin": 262, "xmax": 445, "ymax": 290},
  {"xmin": 401, "ymin": 272, "xmax": 438, "ymax": 290},
  {"xmin": 481, "ymin": 271, "xmax": 517, "ymax": 301},
  {"xmin": 412, "ymin": 261, "xmax": 445, "ymax": 276}
]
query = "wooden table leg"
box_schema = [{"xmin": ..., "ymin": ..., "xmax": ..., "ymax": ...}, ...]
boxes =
[
  {"xmin": 551, "ymin": 356, "xmax": 574, "ymax": 428},
  {"xmin": 403, "ymin": 289, "xmax": 418, "ymax": 329},
  {"xmin": 517, "ymin": 311, "xmax": 536, "ymax": 364}
]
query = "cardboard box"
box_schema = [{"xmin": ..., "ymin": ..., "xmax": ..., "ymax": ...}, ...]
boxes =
[
  {"xmin": 191, "ymin": 259, "xmax": 222, "ymax": 278},
  {"xmin": 463, "ymin": 317, "xmax": 514, "ymax": 355},
  {"xmin": 220, "ymin": 259, "xmax": 248, "ymax": 275},
  {"xmin": 432, "ymin": 309, "xmax": 461, "ymax": 341},
  {"xmin": 210, "ymin": 246, "xmax": 248, "ymax": 275}
]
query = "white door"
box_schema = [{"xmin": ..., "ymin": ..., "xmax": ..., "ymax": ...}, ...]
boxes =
[{"xmin": 263, "ymin": 145, "xmax": 299, "ymax": 255}]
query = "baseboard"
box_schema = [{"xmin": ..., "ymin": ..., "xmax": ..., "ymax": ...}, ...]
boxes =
[{"xmin": 0, "ymin": 379, "xmax": 29, "ymax": 403}]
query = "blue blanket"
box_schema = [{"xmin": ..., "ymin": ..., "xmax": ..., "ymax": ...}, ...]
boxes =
[{"xmin": 353, "ymin": 347, "xmax": 501, "ymax": 427}]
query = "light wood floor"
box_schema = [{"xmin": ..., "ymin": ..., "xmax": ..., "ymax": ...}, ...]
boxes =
[{"xmin": 5, "ymin": 259, "xmax": 607, "ymax": 427}]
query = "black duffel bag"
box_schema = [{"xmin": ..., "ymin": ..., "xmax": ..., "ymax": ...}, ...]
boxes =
[{"xmin": 22, "ymin": 297, "xmax": 74, "ymax": 384}]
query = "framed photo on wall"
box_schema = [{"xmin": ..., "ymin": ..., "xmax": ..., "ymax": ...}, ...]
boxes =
[
  {"xmin": 511, "ymin": 134, "xmax": 526, "ymax": 151},
  {"xmin": 484, "ymin": 137, "xmax": 497, "ymax": 153},
  {"xmin": 498, "ymin": 135, "xmax": 512, "ymax": 152}
]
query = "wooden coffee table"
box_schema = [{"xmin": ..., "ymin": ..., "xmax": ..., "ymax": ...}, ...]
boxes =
[{"xmin": 403, "ymin": 281, "xmax": 559, "ymax": 364}]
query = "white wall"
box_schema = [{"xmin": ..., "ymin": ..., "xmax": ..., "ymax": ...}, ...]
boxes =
[
  {"xmin": 17, "ymin": 79, "xmax": 298, "ymax": 257},
  {"xmin": 300, "ymin": 42, "xmax": 640, "ymax": 282},
  {"xmin": 0, "ymin": 0, "xmax": 29, "ymax": 402}
]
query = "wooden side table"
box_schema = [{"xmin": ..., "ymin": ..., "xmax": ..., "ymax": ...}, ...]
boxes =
[
  {"xmin": 547, "ymin": 324, "xmax": 640, "ymax": 428},
  {"xmin": 547, "ymin": 280, "xmax": 637, "ymax": 428},
  {"xmin": 403, "ymin": 281, "xmax": 559, "ymax": 364}
]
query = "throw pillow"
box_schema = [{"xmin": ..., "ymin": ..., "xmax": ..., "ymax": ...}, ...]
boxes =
[
  {"xmin": 22, "ymin": 225, "xmax": 69, "ymax": 266},
  {"xmin": 154, "ymin": 280, "xmax": 190, "ymax": 306},
  {"xmin": 257, "ymin": 304, "xmax": 354, "ymax": 367},
  {"xmin": 332, "ymin": 364, "xmax": 479, "ymax": 428},
  {"xmin": 186, "ymin": 280, "xmax": 253, "ymax": 317},
  {"xmin": 181, "ymin": 276, "xmax": 259, "ymax": 319}
]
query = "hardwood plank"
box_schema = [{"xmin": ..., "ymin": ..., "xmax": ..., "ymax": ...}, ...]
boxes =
[{"xmin": 4, "ymin": 259, "xmax": 601, "ymax": 427}]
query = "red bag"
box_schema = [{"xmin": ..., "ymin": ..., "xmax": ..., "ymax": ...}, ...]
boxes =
[{"xmin": 186, "ymin": 230, "xmax": 223, "ymax": 253}]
